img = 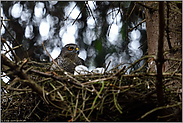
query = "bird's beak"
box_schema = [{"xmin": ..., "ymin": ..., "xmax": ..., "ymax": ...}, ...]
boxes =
[{"xmin": 76, "ymin": 47, "xmax": 79, "ymax": 54}]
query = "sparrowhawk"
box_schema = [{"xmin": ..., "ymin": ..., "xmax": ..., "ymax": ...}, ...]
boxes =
[{"xmin": 51, "ymin": 43, "xmax": 85, "ymax": 74}]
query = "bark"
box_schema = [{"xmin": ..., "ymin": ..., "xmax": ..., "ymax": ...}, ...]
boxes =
[
  {"xmin": 145, "ymin": 1, "xmax": 182, "ymax": 121},
  {"xmin": 145, "ymin": 1, "xmax": 182, "ymax": 72},
  {"xmin": 156, "ymin": 2, "xmax": 165, "ymax": 108}
]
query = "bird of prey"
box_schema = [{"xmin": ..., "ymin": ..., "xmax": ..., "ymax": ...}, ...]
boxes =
[{"xmin": 51, "ymin": 43, "xmax": 85, "ymax": 74}]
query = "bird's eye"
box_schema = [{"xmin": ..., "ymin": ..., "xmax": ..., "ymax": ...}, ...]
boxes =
[{"xmin": 68, "ymin": 47, "xmax": 74, "ymax": 51}]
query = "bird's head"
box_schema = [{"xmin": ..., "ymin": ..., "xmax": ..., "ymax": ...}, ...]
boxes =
[{"xmin": 61, "ymin": 43, "xmax": 80, "ymax": 58}]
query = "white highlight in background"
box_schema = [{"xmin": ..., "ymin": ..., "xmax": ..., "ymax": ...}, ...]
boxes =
[
  {"xmin": 39, "ymin": 20, "xmax": 50, "ymax": 37},
  {"xmin": 11, "ymin": 2, "xmax": 22, "ymax": 18}
]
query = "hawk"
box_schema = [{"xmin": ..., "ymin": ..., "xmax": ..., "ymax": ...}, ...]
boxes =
[{"xmin": 51, "ymin": 43, "xmax": 85, "ymax": 73}]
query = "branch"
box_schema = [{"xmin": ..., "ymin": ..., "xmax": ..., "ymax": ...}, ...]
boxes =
[
  {"xmin": 72, "ymin": 3, "xmax": 86, "ymax": 25},
  {"xmin": 82, "ymin": 72, "xmax": 182, "ymax": 85},
  {"xmin": 137, "ymin": 102, "xmax": 182, "ymax": 120},
  {"xmin": 1, "ymin": 54, "xmax": 47, "ymax": 97},
  {"xmin": 128, "ymin": 19, "xmax": 146, "ymax": 32},
  {"xmin": 29, "ymin": 69, "xmax": 92, "ymax": 90},
  {"xmin": 1, "ymin": 38, "xmax": 20, "ymax": 63},
  {"xmin": 42, "ymin": 42, "xmax": 64, "ymax": 72},
  {"xmin": 137, "ymin": 2, "xmax": 157, "ymax": 13}
]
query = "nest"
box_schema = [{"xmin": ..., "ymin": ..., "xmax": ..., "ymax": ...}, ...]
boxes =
[{"xmin": 1, "ymin": 52, "xmax": 182, "ymax": 122}]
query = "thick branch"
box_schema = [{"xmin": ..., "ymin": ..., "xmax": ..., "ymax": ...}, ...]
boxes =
[{"xmin": 1, "ymin": 54, "xmax": 47, "ymax": 96}]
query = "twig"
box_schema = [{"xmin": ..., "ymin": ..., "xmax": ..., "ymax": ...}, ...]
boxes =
[
  {"xmin": 82, "ymin": 71, "xmax": 182, "ymax": 85},
  {"xmin": 123, "ymin": 72, "xmax": 181, "ymax": 77},
  {"xmin": 73, "ymin": 89, "xmax": 88, "ymax": 121},
  {"xmin": 45, "ymin": 95, "xmax": 66, "ymax": 110},
  {"xmin": 114, "ymin": 66, "xmax": 126, "ymax": 76},
  {"xmin": 113, "ymin": 92, "xmax": 122, "ymax": 114},
  {"xmin": 73, "ymin": 91, "xmax": 80, "ymax": 121},
  {"xmin": 91, "ymin": 81, "xmax": 104, "ymax": 109},
  {"xmin": 4, "ymin": 44, "xmax": 23, "ymax": 55},
  {"xmin": 7, "ymin": 77, "xmax": 20, "ymax": 90},
  {"xmin": 86, "ymin": 2, "xmax": 98, "ymax": 27},
  {"xmin": 137, "ymin": 102, "xmax": 182, "ymax": 120},
  {"xmin": 104, "ymin": 60, "xmax": 111, "ymax": 74},
  {"xmin": 1, "ymin": 38, "xmax": 19, "ymax": 63},
  {"xmin": 171, "ymin": 62, "xmax": 182, "ymax": 77},
  {"xmin": 56, "ymin": 80, "xmax": 74, "ymax": 97},
  {"xmin": 42, "ymin": 42, "xmax": 64, "ymax": 72},
  {"xmin": 48, "ymin": 85, "xmax": 64, "ymax": 95},
  {"xmin": 91, "ymin": 85, "xmax": 102, "ymax": 99},
  {"xmin": 124, "ymin": 55, "xmax": 156, "ymax": 73},
  {"xmin": 127, "ymin": 4, "xmax": 136, "ymax": 20},
  {"xmin": 50, "ymin": 83, "xmax": 64, "ymax": 101},
  {"xmin": 72, "ymin": 3, "xmax": 86, "ymax": 25},
  {"xmin": 128, "ymin": 19, "xmax": 146, "ymax": 32},
  {"xmin": 136, "ymin": 2, "xmax": 157, "ymax": 12},
  {"xmin": 64, "ymin": 2, "xmax": 78, "ymax": 21},
  {"xmin": 164, "ymin": 58, "xmax": 182, "ymax": 62},
  {"xmin": 107, "ymin": 8, "xmax": 121, "ymax": 36},
  {"xmin": 19, "ymin": 58, "xmax": 28, "ymax": 70},
  {"xmin": 165, "ymin": 61, "xmax": 179, "ymax": 72},
  {"xmin": 1, "ymin": 54, "xmax": 48, "ymax": 97},
  {"xmin": 82, "ymin": 76, "xmax": 116, "ymax": 85},
  {"xmin": 25, "ymin": 100, "xmax": 41, "ymax": 119},
  {"xmin": 7, "ymin": 88, "xmax": 32, "ymax": 92},
  {"xmin": 29, "ymin": 69, "xmax": 92, "ymax": 89},
  {"xmin": 1, "ymin": 22, "xmax": 26, "ymax": 58},
  {"xmin": 78, "ymin": 108, "xmax": 90, "ymax": 122}
]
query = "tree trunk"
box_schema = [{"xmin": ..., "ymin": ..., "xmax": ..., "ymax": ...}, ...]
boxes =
[
  {"xmin": 145, "ymin": 1, "xmax": 182, "ymax": 121},
  {"xmin": 145, "ymin": 1, "xmax": 182, "ymax": 72}
]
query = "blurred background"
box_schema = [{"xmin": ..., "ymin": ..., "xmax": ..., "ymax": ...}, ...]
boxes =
[{"xmin": 1, "ymin": 1, "xmax": 147, "ymax": 72}]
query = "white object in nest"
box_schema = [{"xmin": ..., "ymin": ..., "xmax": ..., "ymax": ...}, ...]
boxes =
[
  {"xmin": 74, "ymin": 65, "xmax": 89, "ymax": 75},
  {"xmin": 92, "ymin": 67, "xmax": 105, "ymax": 74}
]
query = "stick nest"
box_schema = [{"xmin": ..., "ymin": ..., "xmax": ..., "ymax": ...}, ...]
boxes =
[{"xmin": 1, "ymin": 52, "xmax": 182, "ymax": 122}]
